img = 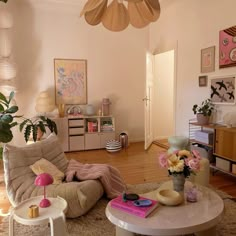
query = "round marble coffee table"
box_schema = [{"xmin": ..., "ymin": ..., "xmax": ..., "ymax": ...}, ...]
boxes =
[{"xmin": 105, "ymin": 182, "xmax": 224, "ymax": 236}]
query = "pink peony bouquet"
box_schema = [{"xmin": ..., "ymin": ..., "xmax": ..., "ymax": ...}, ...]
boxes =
[{"xmin": 158, "ymin": 149, "xmax": 202, "ymax": 178}]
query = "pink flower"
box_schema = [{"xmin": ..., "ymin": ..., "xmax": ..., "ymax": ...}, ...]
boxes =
[
  {"xmin": 188, "ymin": 158, "xmax": 200, "ymax": 171},
  {"xmin": 192, "ymin": 149, "xmax": 201, "ymax": 160},
  {"xmin": 159, "ymin": 153, "xmax": 168, "ymax": 168}
]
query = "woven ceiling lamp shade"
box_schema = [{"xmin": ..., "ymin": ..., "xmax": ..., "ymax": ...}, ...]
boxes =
[{"xmin": 80, "ymin": 0, "xmax": 161, "ymax": 32}]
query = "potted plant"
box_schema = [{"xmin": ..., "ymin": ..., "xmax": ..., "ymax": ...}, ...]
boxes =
[
  {"xmin": 192, "ymin": 98, "xmax": 214, "ymax": 125},
  {"xmin": 0, "ymin": 91, "xmax": 57, "ymax": 154},
  {"xmin": 19, "ymin": 116, "xmax": 57, "ymax": 143}
]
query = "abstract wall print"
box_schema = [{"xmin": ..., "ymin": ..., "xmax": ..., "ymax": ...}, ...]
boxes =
[
  {"xmin": 219, "ymin": 25, "xmax": 236, "ymax": 68},
  {"xmin": 54, "ymin": 59, "xmax": 87, "ymax": 105},
  {"xmin": 201, "ymin": 46, "xmax": 215, "ymax": 73},
  {"xmin": 210, "ymin": 75, "xmax": 235, "ymax": 104}
]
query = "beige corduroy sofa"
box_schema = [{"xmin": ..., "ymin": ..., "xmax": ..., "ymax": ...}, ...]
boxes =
[{"xmin": 3, "ymin": 133, "xmax": 104, "ymax": 218}]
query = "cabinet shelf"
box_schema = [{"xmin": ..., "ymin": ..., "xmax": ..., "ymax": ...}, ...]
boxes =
[
  {"xmin": 190, "ymin": 139, "xmax": 213, "ymax": 148},
  {"xmin": 189, "ymin": 118, "xmax": 236, "ymax": 178},
  {"xmin": 53, "ymin": 116, "xmax": 115, "ymax": 152},
  {"xmin": 210, "ymin": 163, "xmax": 236, "ymax": 178}
]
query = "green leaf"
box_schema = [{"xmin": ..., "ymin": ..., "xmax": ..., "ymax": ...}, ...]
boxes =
[
  {"xmin": 37, "ymin": 121, "xmax": 46, "ymax": 133},
  {"xmin": 32, "ymin": 125, "xmax": 38, "ymax": 142},
  {"xmin": 0, "ymin": 104, "xmax": 4, "ymax": 112},
  {"xmin": 8, "ymin": 91, "xmax": 14, "ymax": 104},
  {"xmin": 24, "ymin": 125, "xmax": 32, "ymax": 143},
  {"xmin": 0, "ymin": 92, "xmax": 7, "ymax": 103},
  {"xmin": 19, "ymin": 119, "xmax": 31, "ymax": 132},
  {"xmin": 6, "ymin": 106, "xmax": 18, "ymax": 114},
  {"xmin": 0, "ymin": 114, "xmax": 13, "ymax": 123},
  {"xmin": 0, "ymin": 122, "xmax": 13, "ymax": 143}
]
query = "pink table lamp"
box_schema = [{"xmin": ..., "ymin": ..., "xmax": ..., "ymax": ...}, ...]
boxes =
[{"xmin": 34, "ymin": 173, "xmax": 53, "ymax": 208}]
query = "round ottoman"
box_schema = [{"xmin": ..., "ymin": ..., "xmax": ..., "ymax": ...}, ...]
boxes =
[
  {"xmin": 106, "ymin": 140, "xmax": 122, "ymax": 153},
  {"xmin": 168, "ymin": 136, "xmax": 189, "ymax": 153}
]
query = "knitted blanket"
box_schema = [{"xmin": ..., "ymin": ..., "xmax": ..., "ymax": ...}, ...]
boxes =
[{"xmin": 65, "ymin": 159, "xmax": 126, "ymax": 198}]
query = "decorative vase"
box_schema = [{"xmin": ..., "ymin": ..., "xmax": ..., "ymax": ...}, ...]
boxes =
[
  {"xmin": 196, "ymin": 113, "xmax": 209, "ymax": 125},
  {"xmin": 172, "ymin": 174, "xmax": 186, "ymax": 192},
  {"xmin": 58, "ymin": 104, "xmax": 65, "ymax": 117}
]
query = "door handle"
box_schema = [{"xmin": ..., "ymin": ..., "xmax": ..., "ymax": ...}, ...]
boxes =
[{"xmin": 142, "ymin": 96, "xmax": 150, "ymax": 106}]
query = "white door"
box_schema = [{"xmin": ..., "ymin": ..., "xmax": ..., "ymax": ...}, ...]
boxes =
[
  {"xmin": 144, "ymin": 49, "xmax": 176, "ymax": 149},
  {"xmin": 144, "ymin": 52, "xmax": 154, "ymax": 150}
]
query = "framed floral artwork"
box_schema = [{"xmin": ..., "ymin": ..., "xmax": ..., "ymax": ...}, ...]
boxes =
[
  {"xmin": 210, "ymin": 75, "xmax": 235, "ymax": 104},
  {"xmin": 54, "ymin": 59, "xmax": 87, "ymax": 105},
  {"xmin": 201, "ymin": 46, "xmax": 215, "ymax": 73}
]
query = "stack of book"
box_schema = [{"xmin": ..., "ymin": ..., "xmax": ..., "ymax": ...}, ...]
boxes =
[
  {"xmin": 194, "ymin": 130, "xmax": 213, "ymax": 145},
  {"xmin": 110, "ymin": 195, "xmax": 158, "ymax": 218},
  {"xmin": 101, "ymin": 124, "xmax": 113, "ymax": 132}
]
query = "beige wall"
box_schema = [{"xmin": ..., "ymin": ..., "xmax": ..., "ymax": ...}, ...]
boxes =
[
  {"xmin": 150, "ymin": 0, "xmax": 236, "ymax": 137},
  {"xmin": 6, "ymin": 0, "xmax": 149, "ymax": 145}
]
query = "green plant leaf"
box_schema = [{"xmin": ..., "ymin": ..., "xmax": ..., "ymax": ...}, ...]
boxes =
[
  {"xmin": 8, "ymin": 91, "xmax": 14, "ymax": 103},
  {"xmin": 32, "ymin": 125, "xmax": 38, "ymax": 142},
  {"xmin": 24, "ymin": 125, "xmax": 32, "ymax": 143},
  {"xmin": 0, "ymin": 92, "xmax": 7, "ymax": 103},
  {"xmin": 19, "ymin": 119, "xmax": 31, "ymax": 132},
  {"xmin": 0, "ymin": 122, "xmax": 13, "ymax": 143},
  {"xmin": 0, "ymin": 104, "xmax": 4, "ymax": 112},
  {"xmin": 6, "ymin": 105, "xmax": 18, "ymax": 114},
  {"xmin": 37, "ymin": 121, "xmax": 46, "ymax": 133},
  {"xmin": 0, "ymin": 114, "xmax": 13, "ymax": 123}
]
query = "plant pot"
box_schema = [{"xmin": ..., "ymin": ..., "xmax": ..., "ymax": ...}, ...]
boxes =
[{"xmin": 196, "ymin": 113, "xmax": 209, "ymax": 125}]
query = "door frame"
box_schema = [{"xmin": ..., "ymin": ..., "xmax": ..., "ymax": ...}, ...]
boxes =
[{"xmin": 144, "ymin": 41, "xmax": 178, "ymax": 149}]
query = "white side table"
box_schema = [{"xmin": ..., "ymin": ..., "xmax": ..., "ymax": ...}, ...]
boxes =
[{"xmin": 9, "ymin": 196, "xmax": 68, "ymax": 236}]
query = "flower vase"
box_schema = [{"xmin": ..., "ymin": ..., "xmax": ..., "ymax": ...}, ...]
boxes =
[{"xmin": 172, "ymin": 174, "xmax": 185, "ymax": 192}]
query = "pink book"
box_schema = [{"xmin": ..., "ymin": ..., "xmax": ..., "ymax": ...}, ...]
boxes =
[{"xmin": 110, "ymin": 195, "xmax": 158, "ymax": 218}]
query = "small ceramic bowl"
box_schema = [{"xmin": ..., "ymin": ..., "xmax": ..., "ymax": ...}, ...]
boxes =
[{"xmin": 156, "ymin": 189, "xmax": 183, "ymax": 206}]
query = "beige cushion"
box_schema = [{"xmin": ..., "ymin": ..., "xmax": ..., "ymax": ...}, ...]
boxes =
[{"xmin": 30, "ymin": 158, "xmax": 64, "ymax": 184}]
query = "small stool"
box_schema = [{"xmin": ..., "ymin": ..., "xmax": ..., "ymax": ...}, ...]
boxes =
[
  {"xmin": 168, "ymin": 136, "xmax": 189, "ymax": 153},
  {"xmin": 9, "ymin": 196, "xmax": 68, "ymax": 236}
]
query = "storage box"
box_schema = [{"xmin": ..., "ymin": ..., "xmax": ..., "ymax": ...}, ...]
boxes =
[
  {"xmin": 215, "ymin": 157, "xmax": 231, "ymax": 172},
  {"xmin": 194, "ymin": 130, "xmax": 213, "ymax": 145},
  {"xmin": 232, "ymin": 164, "xmax": 236, "ymax": 174}
]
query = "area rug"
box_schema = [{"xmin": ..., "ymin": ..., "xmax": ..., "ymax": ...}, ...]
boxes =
[{"xmin": 0, "ymin": 182, "xmax": 236, "ymax": 236}]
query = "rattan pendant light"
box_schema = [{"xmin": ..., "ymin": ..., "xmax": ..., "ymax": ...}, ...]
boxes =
[{"xmin": 80, "ymin": 0, "xmax": 160, "ymax": 32}]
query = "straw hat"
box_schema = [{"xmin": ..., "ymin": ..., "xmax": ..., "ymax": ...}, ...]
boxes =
[
  {"xmin": 102, "ymin": 0, "xmax": 129, "ymax": 32},
  {"xmin": 85, "ymin": 0, "xmax": 108, "ymax": 25}
]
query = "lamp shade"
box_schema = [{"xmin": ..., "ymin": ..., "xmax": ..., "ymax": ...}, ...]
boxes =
[
  {"xmin": 0, "ymin": 59, "xmax": 17, "ymax": 80},
  {"xmin": 35, "ymin": 91, "xmax": 55, "ymax": 113},
  {"xmin": 0, "ymin": 29, "xmax": 11, "ymax": 57},
  {"xmin": 34, "ymin": 173, "xmax": 53, "ymax": 186}
]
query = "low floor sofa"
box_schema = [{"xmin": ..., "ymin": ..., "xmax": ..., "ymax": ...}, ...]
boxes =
[{"xmin": 3, "ymin": 133, "xmax": 104, "ymax": 218}]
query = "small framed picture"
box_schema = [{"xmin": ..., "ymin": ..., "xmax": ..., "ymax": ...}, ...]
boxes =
[
  {"xmin": 199, "ymin": 75, "xmax": 208, "ymax": 87},
  {"xmin": 201, "ymin": 46, "xmax": 215, "ymax": 73}
]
